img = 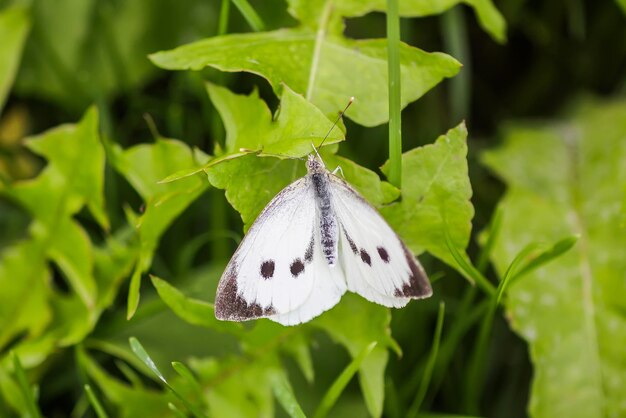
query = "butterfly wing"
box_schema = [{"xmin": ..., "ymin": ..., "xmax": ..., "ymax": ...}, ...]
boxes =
[
  {"xmin": 215, "ymin": 177, "xmax": 346, "ymax": 326},
  {"xmin": 329, "ymin": 175, "xmax": 432, "ymax": 307}
]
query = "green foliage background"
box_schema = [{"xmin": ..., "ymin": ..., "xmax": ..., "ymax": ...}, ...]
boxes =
[{"xmin": 0, "ymin": 0, "xmax": 625, "ymax": 417}]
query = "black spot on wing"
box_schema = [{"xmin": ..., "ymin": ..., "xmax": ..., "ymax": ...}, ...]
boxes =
[
  {"xmin": 260, "ymin": 260, "xmax": 275, "ymax": 279},
  {"xmin": 360, "ymin": 249, "xmax": 371, "ymax": 266},
  {"xmin": 377, "ymin": 246, "xmax": 390, "ymax": 263},
  {"xmin": 305, "ymin": 235, "xmax": 314, "ymax": 263},
  {"xmin": 290, "ymin": 259, "xmax": 305, "ymax": 277},
  {"xmin": 341, "ymin": 224, "xmax": 358, "ymax": 254},
  {"xmin": 215, "ymin": 263, "xmax": 276, "ymax": 321},
  {"xmin": 393, "ymin": 245, "xmax": 432, "ymax": 299}
]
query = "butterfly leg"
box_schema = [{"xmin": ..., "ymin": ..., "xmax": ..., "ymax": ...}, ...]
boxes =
[{"xmin": 332, "ymin": 166, "xmax": 345, "ymax": 178}]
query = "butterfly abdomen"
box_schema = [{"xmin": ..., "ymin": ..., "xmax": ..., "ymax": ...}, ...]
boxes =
[{"xmin": 311, "ymin": 172, "xmax": 338, "ymax": 265}]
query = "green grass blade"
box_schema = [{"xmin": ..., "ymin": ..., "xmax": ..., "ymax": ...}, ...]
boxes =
[
  {"xmin": 12, "ymin": 352, "xmax": 42, "ymax": 418},
  {"xmin": 172, "ymin": 361, "xmax": 203, "ymax": 394},
  {"xmin": 231, "ymin": 0, "xmax": 265, "ymax": 31},
  {"xmin": 168, "ymin": 402, "xmax": 189, "ymax": 418},
  {"xmin": 444, "ymin": 225, "xmax": 496, "ymax": 295},
  {"xmin": 84, "ymin": 384, "xmax": 110, "ymax": 418},
  {"xmin": 476, "ymin": 205, "xmax": 503, "ymax": 273},
  {"xmin": 312, "ymin": 342, "xmax": 377, "ymax": 418},
  {"xmin": 407, "ymin": 302, "xmax": 445, "ymax": 418},
  {"xmin": 218, "ymin": 0, "xmax": 230, "ymax": 36},
  {"xmin": 510, "ymin": 235, "xmax": 579, "ymax": 283},
  {"xmin": 384, "ymin": 378, "xmax": 402, "ymax": 418},
  {"xmin": 386, "ymin": 0, "xmax": 402, "ymax": 188},
  {"xmin": 129, "ymin": 337, "xmax": 208, "ymax": 418},
  {"xmin": 271, "ymin": 371, "xmax": 308, "ymax": 418}
]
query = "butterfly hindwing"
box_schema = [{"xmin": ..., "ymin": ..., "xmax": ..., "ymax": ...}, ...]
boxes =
[
  {"xmin": 329, "ymin": 175, "xmax": 432, "ymax": 307},
  {"xmin": 215, "ymin": 177, "xmax": 346, "ymax": 325}
]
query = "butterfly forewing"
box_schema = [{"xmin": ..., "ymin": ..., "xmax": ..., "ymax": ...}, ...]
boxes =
[
  {"xmin": 329, "ymin": 175, "xmax": 432, "ymax": 307},
  {"xmin": 215, "ymin": 177, "xmax": 346, "ymax": 325}
]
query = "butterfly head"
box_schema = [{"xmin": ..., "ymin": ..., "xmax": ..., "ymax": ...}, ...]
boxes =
[{"xmin": 306, "ymin": 153, "xmax": 326, "ymax": 174}]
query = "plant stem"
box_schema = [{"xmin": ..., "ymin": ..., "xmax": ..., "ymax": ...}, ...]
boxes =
[{"xmin": 386, "ymin": 0, "xmax": 402, "ymax": 188}]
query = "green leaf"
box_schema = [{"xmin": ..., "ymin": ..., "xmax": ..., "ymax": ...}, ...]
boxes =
[
  {"xmin": 482, "ymin": 98, "xmax": 626, "ymax": 418},
  {"xmin": 0, "ymin": 107, "xmax": 108, "ymax": 357},
  {"xmin": 287, "ymin": 0, "xmax": 506, "ymax": 43},
  {"xmin": 313, "ymin": 294, "xmax": 399, "ymax": 418},
  {"xmin": 616, "ymin": 0, "xmax": 626, "ymax": 15},
  {"xmin": 109, "ymin": 137, "xmax": 209, "ymax": 318},
  {"xmin": 207, "ymin": 82, "xmax": 343, "ymax": 157},
  {"xmin": 11, "ymin": 106, "xmax": 108, "ymax": 229},
  {"xmin": 189, "ymin": 356, "xmax": 277, "ymax": 418},
  {"xmin": 0, "ymin": 5, "xmax": 30, "ymax": 113},
  {"xmin": 0, "ymin": 240, "xmax": 50, "ymax": 349},
  {"xmin": 150, "ymin": 30, "xmax": 459, "ymax": 127},
  {"xmin": 312, "ymin": 341, "xmax": 377, "ymax": 418},
  {"xmin": 382, "ymin": 123, "xmax": 474, "ymax": 267},
  {"xmin": 206, "ymin": 155, "xmax": 302, "ymax": 230},
  {"xmin": 13, "ymin": 0, "xmax": 221, "ymax": 108},
  {"xmin": 150, "ymin": 276, "xmax": 242, "ymax": 334}
]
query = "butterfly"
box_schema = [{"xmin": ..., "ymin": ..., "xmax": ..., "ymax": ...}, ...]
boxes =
[{"xmin": 214, "ymin": 151, "xmax": 433, "ymax": 326}]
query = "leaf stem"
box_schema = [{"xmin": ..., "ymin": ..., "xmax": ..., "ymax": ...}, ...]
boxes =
[
  {"xmin": 441, "ymin": 6, "xmax": 471, "ymax": 124},
  {"xmin": 218, "ymin": 0, "xmax": 230, "ymax": 36},
  {"xmin": 386, "ymin": 0, "xmax": 402, "ymax": 188},
  {"xmin": 407, "ymin": 302, "xmax": 445, "ymax": 418}
]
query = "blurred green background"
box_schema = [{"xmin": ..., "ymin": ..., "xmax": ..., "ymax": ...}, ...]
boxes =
[{"xmin": 0, "ymin": 0, "xmax": 625, "ymax": 417}]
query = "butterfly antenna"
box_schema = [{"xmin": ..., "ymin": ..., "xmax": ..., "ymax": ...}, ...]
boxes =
[{"xmin": 315, "ymin": 97, "xmax": 355, "ymax": 152}]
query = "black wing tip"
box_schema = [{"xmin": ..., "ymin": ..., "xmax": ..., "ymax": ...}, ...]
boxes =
[
  {"xmin": 214, "ymin": 264, "xmax": 276, "ymax": 322},
  {"xmin": 394, "ymin": 246, "xmax": 433, "ymax": 299}
]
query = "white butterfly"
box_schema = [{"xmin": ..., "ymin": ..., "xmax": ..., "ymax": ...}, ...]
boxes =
[{"xmin": 215, "ymin": 153, "xmax": 432, "ymax": 326}]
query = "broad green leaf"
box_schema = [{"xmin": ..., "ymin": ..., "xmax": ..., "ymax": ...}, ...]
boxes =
[
  {"xmin": 109, "ymin": 137, "xmax": 209, "ymax": 318},
  {"xmin": 287, "ymin": 0, "xmax": 506, "ymax": 43},
  {"xmin": 482, "ymin": 99, "xmax": 626, "ymax": 418},
  {"xmin": 208, "ymin": 82, "xmax": 343, "ymax": 157},
  {"xmin": 150, "ymin": 30, "xmax": 460, "ymax": 127},
  {"xmin": 313, "ymin": 294, "xmax": 398, "ymax": 418},
  {"xmin": 206, "ymin": 155, "xmax": 303, "ymax": 230},
  {"xmin": 0, "ymin": 107, "xmax": 107, "ymax": 352},
  {"xmin": 381, "ymin": 123, "xmax": 474, "ymax": 267},
  {"xmin": 11, "ymin": 106, "xmax": 108, "ymax": 229},
  {"xmin": 159, "ymin": 82, "xmax": 345, "ymax": 183},
  {"xmin": 150, "ymin": 275, "xmax": 242, "ymax": 334},
  {"xmin": 0, "ymin": 240, "xmax": 50, "ymax": 349},
  {"xmin": 14, "ymin": 0, "xmax": 219, "ymax": 108},
  {"xmin": 190, "ymin": 356, "xmax": 277, "ymax": 418},
  {"xmin": 0, "ymin": 5, "xmax": 30, "ymax": 113}
]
